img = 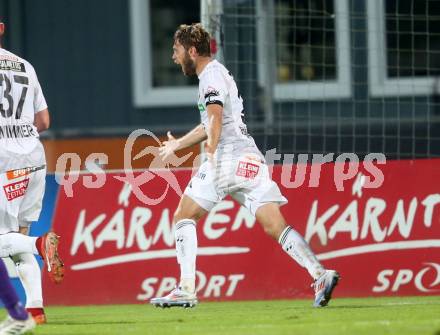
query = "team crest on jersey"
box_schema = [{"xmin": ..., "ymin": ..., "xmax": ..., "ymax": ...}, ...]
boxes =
[{"xmin": 3, "ymin": 178, "xmax": 30, "ymax": 201}]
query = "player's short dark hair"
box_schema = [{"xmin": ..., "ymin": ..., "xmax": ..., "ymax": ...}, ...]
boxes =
[{"xmin": 174, "ymin": 23, "xmax": 211, "ymax": 57}]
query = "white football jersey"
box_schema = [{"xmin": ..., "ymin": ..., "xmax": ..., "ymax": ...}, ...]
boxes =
[
  {"xmin": 0, "ymin": 48, "xmax": 47, "ymax": 172},
  {"xmin": 197, "ymin": 60, "xmax": 263, "ymax": 160}
]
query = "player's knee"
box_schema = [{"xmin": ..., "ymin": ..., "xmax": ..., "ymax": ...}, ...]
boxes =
[{"xmin": 173, "ymin": 209, "xmax": 201, "ymax": 224}]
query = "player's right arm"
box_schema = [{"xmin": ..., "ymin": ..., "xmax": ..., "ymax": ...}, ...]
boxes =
[{"xmin": 159, "ymin": 123, "xmax": 207, "ymax": 161}]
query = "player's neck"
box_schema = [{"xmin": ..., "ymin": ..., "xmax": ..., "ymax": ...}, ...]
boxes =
[{"xmin": 196, "ymin": 57, "xmax": 212, "ymax": 76}]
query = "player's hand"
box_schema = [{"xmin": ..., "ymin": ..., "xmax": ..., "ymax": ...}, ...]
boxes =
[
  {"xmin": 204, "ymin": 142, "xmax": 217, "ymax": 168},
  {"xmin": 159, "ymin": 131, "xmax": 180, "ymax": 162}
]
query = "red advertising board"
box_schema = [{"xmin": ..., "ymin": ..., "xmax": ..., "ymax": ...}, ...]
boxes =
[{"xmin": 45, "ymin": 159, "xmax": 440, "ymax": 305}]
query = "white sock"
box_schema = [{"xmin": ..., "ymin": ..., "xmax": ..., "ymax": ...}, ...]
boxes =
[
  {"xmin": 175, "ymin": 219, "xmax": 197, "ymax": 293},
  {"xmin": 0, "ymin": 233, "xmax": 38, "ymax": 258},
  {"xmin": 12, "ymin": 253, "xmax": 43, "ymax": 308},
  {"xmin": 279, "ymin": 226, "xmax": 325, "ymax": 280}
]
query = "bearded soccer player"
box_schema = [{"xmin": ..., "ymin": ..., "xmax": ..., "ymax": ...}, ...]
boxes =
[
  {"xmin": 150, "ymin": 23, "xmax": 339, "ymax": 308},
  {"xmin": 0, "ymin": 18, "xmax": 64, "ymax": 324}
]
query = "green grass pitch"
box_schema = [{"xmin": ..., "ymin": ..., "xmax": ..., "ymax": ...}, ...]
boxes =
[{"xmin": 3, "ymin": 296, "xmax": 439, "ymax": 335}]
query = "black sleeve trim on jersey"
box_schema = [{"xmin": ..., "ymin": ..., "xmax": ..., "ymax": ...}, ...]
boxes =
[{"xmin": 206, "ymin": 100, "xmax": 224, "ymax": 107}]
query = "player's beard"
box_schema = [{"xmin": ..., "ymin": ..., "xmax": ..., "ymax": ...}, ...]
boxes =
[{"xmin": 182, "ymin": 52, "xmax": 196, "ymax": 76}]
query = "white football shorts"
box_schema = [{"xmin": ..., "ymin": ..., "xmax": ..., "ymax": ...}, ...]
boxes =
[
  {"xmin": 0, "ymin": 165, "xmax": 46, "ymax": 234},
  {"xmin": 184, "ymin": 153, "xmax": 287, "ymax": 216}
]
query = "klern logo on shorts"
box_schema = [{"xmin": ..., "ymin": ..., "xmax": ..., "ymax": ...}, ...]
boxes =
[
  {"xmin": 3, "ymin": 179, "xmax": 29, "ymax": 201},
  {"xmin": 236, "ymin": 161, "xmax": 259, "ymax": 179}
]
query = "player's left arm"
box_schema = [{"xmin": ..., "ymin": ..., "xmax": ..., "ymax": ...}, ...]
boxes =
[
  {"xmin": 31, "ymin": 65, "xmax": 50, "ymax": 133},
  {"xmin": 205, "ymin": 104, "xmax": 223, "ymax": 155},
  {"xmin": 34, "ymin": 108, "xmax": 50, "ymax": 133}
]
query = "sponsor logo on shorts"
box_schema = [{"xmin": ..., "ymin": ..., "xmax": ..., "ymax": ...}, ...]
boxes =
[
  {"xmin": 6, "ymin": 166, "xmax": 42, "ymax": 180},
  {"xmin": 236, "ymin": 161, "xmax": 259, "ymax": 179},
  {"xmin": 3, "ymin": 178, "xmax": 29, "ymax": 201},
  {"xmin": 6, "ymin": 169, "xmax": 29, "ymax": 180}
]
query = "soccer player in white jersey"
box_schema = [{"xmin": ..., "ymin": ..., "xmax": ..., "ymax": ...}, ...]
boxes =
[
  {"xmin": 0, "ymin": 18, "xmax": 64, "ymax": 325},
  {"xmin": 150, "ymin": 23, "xmax": 339, "ymax": 308}
]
